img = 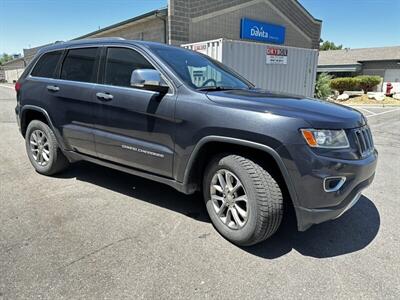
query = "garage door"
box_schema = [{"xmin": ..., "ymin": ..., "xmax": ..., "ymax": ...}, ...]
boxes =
[{"xmin": 4, "ymin": 68, "xmax": 25, "ymax": 83}]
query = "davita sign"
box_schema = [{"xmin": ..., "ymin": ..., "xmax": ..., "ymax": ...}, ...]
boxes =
[{"xmin": 240, "ymin": 18, "xmax": 285, "ymax": 44}]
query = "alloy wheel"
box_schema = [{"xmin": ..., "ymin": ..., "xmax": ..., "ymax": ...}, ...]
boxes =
[
  {"xmin": 29, "ymin": 130, "xmax": 50, "ymax": 166},
  {"xmin": 210, "ymin": 169, "xmax": 248, "ymax": 230}
]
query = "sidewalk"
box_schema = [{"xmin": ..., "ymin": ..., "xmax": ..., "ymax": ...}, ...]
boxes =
[{"xmin": 0, "ymin": 83, "xmax": 15, "ymax": 89}]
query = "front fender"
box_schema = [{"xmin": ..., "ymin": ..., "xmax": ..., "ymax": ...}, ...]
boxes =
[{"xmin": 182, "ymin": 136, "xmax": 300, "ymax": 210}]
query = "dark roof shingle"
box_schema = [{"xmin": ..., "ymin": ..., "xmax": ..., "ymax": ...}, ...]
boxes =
[{"xmin": 318, "ymin": 46, "xmax": 400, "ymax": 66}]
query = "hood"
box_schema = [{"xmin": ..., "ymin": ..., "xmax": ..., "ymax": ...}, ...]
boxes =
[{"xmin": 206, "ymin": 89, "xmax": 366, "ymax": 129}]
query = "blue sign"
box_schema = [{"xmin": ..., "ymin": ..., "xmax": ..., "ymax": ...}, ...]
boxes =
[{"xmin": 240, "ymin": 18, "xmax": 285, "ymax": 44}]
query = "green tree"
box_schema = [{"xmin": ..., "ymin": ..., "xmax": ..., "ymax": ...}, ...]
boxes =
[
  {"xmin": 320, "ymin": 40, "xmax": 343, "ymax": 51},
  {"xmin": 0, "ymin": 53, "xmax": 14, "ymax": 65},
  {"xmin": 356, "ymin": 76, "xmax": 382, "ymax": 94},
  {"xmin": 315, "ymin": 73, "xmax": 333, "ymax": 99},
  {"xmin": 330, "ymin": 77, "xmax": 359, "ymax": 94}
]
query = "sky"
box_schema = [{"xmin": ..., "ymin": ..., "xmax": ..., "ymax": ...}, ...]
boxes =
[{"xmin": 1, "ymin": 0, "xmax": 399, "ymax": 55}]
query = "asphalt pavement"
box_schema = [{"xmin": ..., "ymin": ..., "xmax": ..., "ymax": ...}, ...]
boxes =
[{"xmin": 1, "ymin": 84, "xmax": 399, "ymax": 299}]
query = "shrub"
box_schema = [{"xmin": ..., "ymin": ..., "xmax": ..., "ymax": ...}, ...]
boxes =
[
  {"xmin": 330, "ymin": 77, "xmax": 359, "ymax": 94},
  {"xmin": 356, "ymin": 75, "xmax": 382, "ymax": 94},
  {"xmin": 315, "ymin": 73, "xmax": 333, "ymax": 99}
]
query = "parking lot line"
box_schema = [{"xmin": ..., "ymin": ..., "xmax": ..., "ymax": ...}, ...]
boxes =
[
  {"xmin": 367, "ymin": 108, "xmax": 400, "ymax": 118},
  {"xmin": 356, "ymin": 107, "xmax": 376, "ymax": 115}
]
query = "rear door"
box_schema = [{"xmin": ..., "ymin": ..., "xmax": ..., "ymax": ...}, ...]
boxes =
[
  {"xmin": 23, "ymin": 49, "xmax": 64, "ymax": 117},
  {"xmin": 47, "ymin": 47, "xmax": 101, "ymax": 156},
  {"xmin": 93, "ymin": 46, "xmax": 176, "ymax": 178}
]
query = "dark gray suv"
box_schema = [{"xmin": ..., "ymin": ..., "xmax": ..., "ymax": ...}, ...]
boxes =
[{"xmin": 15, "ymin": 38, "xmax": 378, "ymax": 246}]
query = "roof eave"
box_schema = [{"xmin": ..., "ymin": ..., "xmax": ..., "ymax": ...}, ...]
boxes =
[
  {"xmin": 317, "ymin": 64, "xmax": 362, "ymax": 73},
  {"xmin": 0, "ymin": 57, "xmax": 25, "ymax": 66},
  {"xmin": 73, "ymin": 8, "xmax": 168, "ymax": 40}
]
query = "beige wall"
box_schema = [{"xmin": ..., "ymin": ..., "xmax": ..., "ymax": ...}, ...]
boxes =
[
  {"xmin": 4, "ymin": 68, "xmax": 25, "ymax": 83},
  {"xmin": 87, "ymin": 18, "xmax": 166, "ymax": 43},
  {"xmin": 0, "ymin": 58, "xmax": 26, "ymax": 82}
]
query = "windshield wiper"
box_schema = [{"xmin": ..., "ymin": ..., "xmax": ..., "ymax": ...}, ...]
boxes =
[{"xmin": 197, "ymin": 86, "xmax": 241, "ymax": 92}]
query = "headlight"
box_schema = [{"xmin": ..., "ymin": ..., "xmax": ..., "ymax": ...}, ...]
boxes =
[{"xmin": 301, "ymin": 129, "xmax": 350, "ymax": 149}]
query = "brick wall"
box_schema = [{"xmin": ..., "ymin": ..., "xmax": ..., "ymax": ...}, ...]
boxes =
[
  {"xmin": 168, "ymin": 0, "xmax": 321, "ymax": 49},
  {"xmin": 168, "ymin": 0, "xmax": 190, "ymax": 45}
]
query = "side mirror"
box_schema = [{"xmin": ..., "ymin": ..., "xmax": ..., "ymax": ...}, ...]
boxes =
[{"xmin": 130, "ymin": 69, "xmax": 169, "ymax": 94}]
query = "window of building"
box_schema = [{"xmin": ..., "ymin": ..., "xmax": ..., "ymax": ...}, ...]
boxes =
[
  {"xmin": 104, "ymin": 47, "xmax": 154, "ymax": 87},
  {"xmin": 61, "ymin": 48, "xmax": 99, "ymax": 83},
  {"xmin": 31, "ymin": 51, "xmax": 63, "ymax": 78}
]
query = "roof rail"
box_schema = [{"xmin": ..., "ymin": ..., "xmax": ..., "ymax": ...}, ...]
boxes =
[{"xmin": 73, "ymin": 37, "xmax": 126, "ymax": 42}]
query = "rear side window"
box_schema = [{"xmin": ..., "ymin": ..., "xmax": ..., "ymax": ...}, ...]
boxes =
[
  {"xmin": 31, "ymin": 51, "xmax": 63, "ymax": 78},
  {"xmin": 104, "ymin": 47, "xmax": 154, "ymax": 87},
  {"xmin": 61, "ymin": 48, "xmax": 99, "ymax": 83}
]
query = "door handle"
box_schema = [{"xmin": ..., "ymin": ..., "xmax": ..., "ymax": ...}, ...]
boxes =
[
  {"xmin": 47, "ymin": 85, "xmax": 60, "ymax": 92},
  {"xmin": 96, "ymin": 92, "xmax": 114, "ymax": 101}
]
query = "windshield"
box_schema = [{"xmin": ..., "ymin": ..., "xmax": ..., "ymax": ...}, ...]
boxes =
[{"xmin": 151, "ymin": 46, "xmax": 252, "ymax": 90}]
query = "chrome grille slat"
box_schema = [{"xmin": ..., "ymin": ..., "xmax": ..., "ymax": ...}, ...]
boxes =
[{"xmin": 354, "ymin": 126, "xmax": 374, "ymax": 157}]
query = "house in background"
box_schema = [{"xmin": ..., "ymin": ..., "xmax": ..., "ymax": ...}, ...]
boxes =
[
  {"xmin": 0, "ymin": 57, "xmax": 26, "ymax": 83},
  {"xmin": 318, "ymin": 46, "xmax": 400, "ymax": 92}
]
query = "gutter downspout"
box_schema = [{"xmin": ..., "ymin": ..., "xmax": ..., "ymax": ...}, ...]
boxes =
[{"xmin": 155, "ymin": 9, "xmax": 168, "ymax": 44}]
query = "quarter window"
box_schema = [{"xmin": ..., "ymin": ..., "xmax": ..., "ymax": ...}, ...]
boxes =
[
  {"xmin": 104, "ymin": 47, "xmax": 154, "ymax": 87},
  {"xmin": 31, "ymin": 51, "xmax": 63, "ymax": 78},
  {"xmin": 61, "ymin": 48, "xmax": 99, "ymax": 83}
]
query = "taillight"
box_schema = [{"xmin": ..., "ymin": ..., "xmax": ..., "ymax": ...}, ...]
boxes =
[{"xmin": 15, "ymin": 82, "xmax": 21, "ymax": 92}]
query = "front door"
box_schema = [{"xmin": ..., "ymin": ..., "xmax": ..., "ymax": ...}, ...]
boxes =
[{"xmin": 93, "ymin": 46, "xmax": 176, "ymax": 178}]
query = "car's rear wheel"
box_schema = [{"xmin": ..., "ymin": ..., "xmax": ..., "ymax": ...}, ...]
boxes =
[
  {"xmin": 203, "ymin": 155, "xmax": 283, "ymax": 246},
  {"xmin": 25, "ymin": 120, "xmax": 69, "ymax": 175}
]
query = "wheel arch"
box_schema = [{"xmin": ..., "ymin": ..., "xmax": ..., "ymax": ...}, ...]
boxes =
[
  {"xmin": 183, "ymin": 136, "xmax": 299, "ymax": 209},
  {"xmin": 20, "ymin": 105, "xmax": 66, "ymax": 150}
]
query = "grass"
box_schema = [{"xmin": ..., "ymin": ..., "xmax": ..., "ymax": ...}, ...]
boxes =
[{"xmin": 333, "ymin": 95, "xmax": 400, "ymax": 106}]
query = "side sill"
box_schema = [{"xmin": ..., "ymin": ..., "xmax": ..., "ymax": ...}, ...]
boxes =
[{"xmin": 65, "ymin": 151, "xmax": 196, "ymax": 195}]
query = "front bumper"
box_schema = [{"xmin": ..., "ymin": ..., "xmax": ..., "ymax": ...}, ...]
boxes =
[{"xmin": 278, "ymin": 145, "xmax": 378, "ymax": 231}]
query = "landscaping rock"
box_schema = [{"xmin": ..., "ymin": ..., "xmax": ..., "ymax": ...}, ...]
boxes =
[
  {"xmin": 367, "ymin": 92, "xmax": 385, "ymax": 101},
  {"xmin": 344, "ymin": 91, "xmax": 364, "ymax": 97},
  {"xmin": 327, "ymin": 96, "xmax": 336, "ymax": 102},
  {"xmin": 337, "ymin": 93, "xmax": 349, "ymax": 101},
  {"xmin": 393, "ymin": 93, "xmax": 400, "ymax": 100}
]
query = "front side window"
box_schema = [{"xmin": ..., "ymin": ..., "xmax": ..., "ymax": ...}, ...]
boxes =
[
  {"xmin": 151, "ymin": 46, "xmax": 251, "ymax": 90},
  {"xmin": 104, "ymin": 47, "xmax": 154, "ymax": 87},
  {"xmin": 61, "ymin": 48, "xmax": 99, "ymax": 83},
  {"xmin": 31, "ymin": 50, "xmax": 63, "ymax": 78}
]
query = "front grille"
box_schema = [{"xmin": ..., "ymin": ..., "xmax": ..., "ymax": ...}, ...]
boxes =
[{"xmin": 353, "ymin": 126, "xmax": 374, "ymax": 157}]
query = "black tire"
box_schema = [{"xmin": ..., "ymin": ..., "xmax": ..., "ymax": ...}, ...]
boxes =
[
  {"xmin": 25, "ymin": 120, "xmax": 69, "ymax": 176},
  {"xmin": 203, "ymin": 155, "xmax": 283, "ymax": 246}
]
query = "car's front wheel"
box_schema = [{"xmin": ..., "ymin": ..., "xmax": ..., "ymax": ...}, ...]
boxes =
[
  {"xmin": 203, "ymin": 155, "xmax": 283, "ymax": 246},
  {"xmin": 25, "ymin": 120, "xmax": 69, "ymax": 175}
]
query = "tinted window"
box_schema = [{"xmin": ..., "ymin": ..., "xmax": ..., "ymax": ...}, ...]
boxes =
[
  {"xmin": 105, "ymin": 48, "xmax": 154, "ymax": 87},
  {"xmin": 31, "ymin": 51, "xmax": 63, "ymax": 78},
  {"xmin": 61, "ymin": 48, "xmax": 99, "ymax": 83}
]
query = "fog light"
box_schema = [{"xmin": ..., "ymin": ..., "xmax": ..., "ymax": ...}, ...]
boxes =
[{"xmin": 323, "ymin": 176, "xmax": 346, "ymax": 193}]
